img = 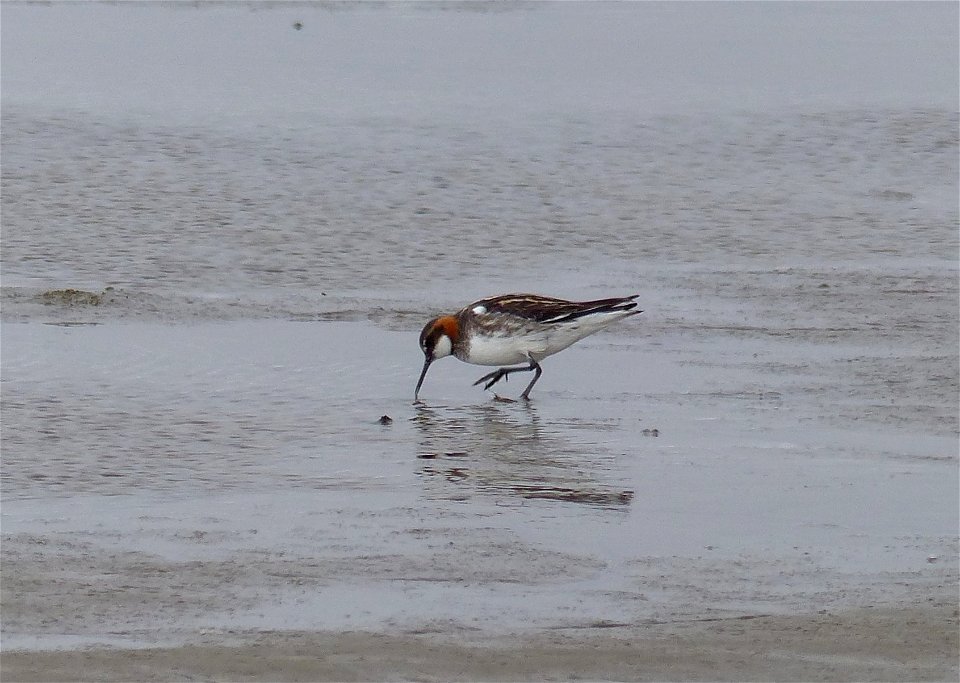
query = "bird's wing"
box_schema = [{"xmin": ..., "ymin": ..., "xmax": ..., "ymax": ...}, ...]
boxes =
[{"xmin": 468, "ymin": 294, "xmax": 639, "ymax": 324}]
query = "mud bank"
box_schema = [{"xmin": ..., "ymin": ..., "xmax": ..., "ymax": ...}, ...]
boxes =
[{"xmin": 3, "ymin": 601, "xmax": 958, "ymax": 682}]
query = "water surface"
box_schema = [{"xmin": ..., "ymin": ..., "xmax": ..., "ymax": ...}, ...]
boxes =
[{"xmin": 2, "ymin": 0, "xmax": 957, "ymax": 651}]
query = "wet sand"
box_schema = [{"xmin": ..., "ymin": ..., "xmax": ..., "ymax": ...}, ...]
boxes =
[
  {"xmin": 3, "ymin": 603, "xmax": 958, "ymax": 682},
  {"xmin": 2, "ymin": 3, "xmax": 958, "ymax": 681}
]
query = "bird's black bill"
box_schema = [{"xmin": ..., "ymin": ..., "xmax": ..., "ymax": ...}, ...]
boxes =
[{"xmin": 414, "ymin": 356, "xmax": 432, "ymax": 401}]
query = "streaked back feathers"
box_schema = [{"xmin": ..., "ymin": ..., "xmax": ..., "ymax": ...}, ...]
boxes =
[{"xmin": 461, "ymin": 293, "xmax": 640, "ymax": 325}]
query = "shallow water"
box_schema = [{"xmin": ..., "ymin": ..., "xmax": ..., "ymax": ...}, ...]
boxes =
[
  {"xmin": 1, "ymin": 0, "xmax": 958, "ymax": 652},
  {"xmin": 2, "ymin": 319, "xmax": 957, "ymax": 648}
]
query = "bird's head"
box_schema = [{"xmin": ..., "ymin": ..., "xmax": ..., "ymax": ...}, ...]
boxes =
[{"xmin": 414, "ymin": 315, "xmax": 458, "ymax": 401}]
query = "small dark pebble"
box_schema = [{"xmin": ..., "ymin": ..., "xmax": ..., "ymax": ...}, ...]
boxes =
[
  {"xmin": 293, "ymin": 21, "xmax": 303, "ymax": 30},
  {"xmin": 641, "ymin": 428, "xmax": 659, "ymax": 437},
  {"xmin": 377, "ymin": 415, "xmax": 393, "ymax": 425}
]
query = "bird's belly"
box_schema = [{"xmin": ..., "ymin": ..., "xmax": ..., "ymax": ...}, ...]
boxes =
[{"xmin": 460, "ymin": 334, "xmax": 535, "ymax": 366}]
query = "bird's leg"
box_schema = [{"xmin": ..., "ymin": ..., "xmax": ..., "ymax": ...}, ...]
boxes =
[
  {"xmin": 519, "ymin": 360, "xmax": 543, "ymax": 400},
  {"xmin": 473, "ymin": 357, "xmax": 543, "ymax": 400},
  {"xmin": 473, "ymin": 364, "xmax": 530, "ymax": 390}
]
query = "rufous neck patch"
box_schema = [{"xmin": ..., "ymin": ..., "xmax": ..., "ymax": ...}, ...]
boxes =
[{"xmin": 434, "ymin": 315, "xmax": 460, "ymax": 342}]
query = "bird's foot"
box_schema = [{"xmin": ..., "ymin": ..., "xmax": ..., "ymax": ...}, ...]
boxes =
[{"xmin": 473, "ymin": 368, "xmax": 509, "ymax": 390}]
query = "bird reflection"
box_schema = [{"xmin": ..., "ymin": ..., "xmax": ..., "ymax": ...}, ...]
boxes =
[{"xmin": 412, "ymin": 401, "xmax": 632, "ymax": 508}]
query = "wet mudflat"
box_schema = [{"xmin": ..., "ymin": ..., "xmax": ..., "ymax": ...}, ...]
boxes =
[
  {"xmin": 2, "ymin": 316, "xmax": 957, "ymax": 680},
  {"xmin": 2, "ymin": 1, "xmax": 958, "ymax": 680}
]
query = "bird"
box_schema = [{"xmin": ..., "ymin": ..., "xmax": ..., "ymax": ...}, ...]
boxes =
[{"xmin": 415, "ymin": 293, "xmax": 641, "ymax": 401}]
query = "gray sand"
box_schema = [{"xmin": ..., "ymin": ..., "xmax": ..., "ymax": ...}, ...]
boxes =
[{"xmin": 2, "ymin": 2, "xmax": 957, "ymax": 681}]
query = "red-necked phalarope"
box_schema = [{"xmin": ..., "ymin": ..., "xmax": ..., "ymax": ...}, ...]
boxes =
[{"xmin": 415, "ymin": 293, "xmax": 641, "ymax": 401}]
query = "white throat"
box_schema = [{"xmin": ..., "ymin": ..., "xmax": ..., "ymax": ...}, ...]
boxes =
[{"xmin": 433, "ymin": 334, "xmax": 453, "ymax": 359}]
